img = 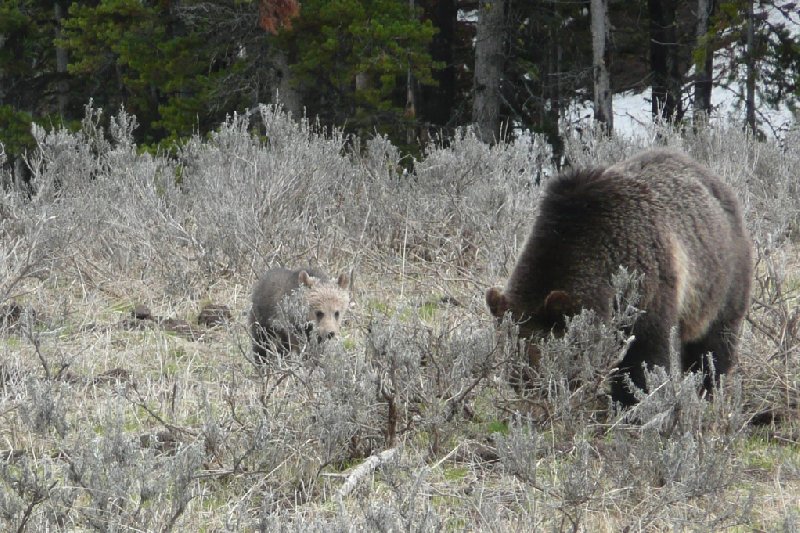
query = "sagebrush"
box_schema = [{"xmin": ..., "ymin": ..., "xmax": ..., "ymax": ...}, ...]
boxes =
[{"xmin": 0, "ymin": 106, "xmax": 798, "ymax": 531}]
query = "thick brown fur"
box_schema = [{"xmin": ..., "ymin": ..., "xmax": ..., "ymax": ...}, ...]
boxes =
[
  {"xmin": 250, "ymin": 267, "xmax": 350, "ymax": 362},
  {"xmin": 486, "ymin": 148, "xmax": 753, "ymax": 405}
]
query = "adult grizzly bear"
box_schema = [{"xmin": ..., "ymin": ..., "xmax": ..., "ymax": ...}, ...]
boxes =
[
  {"xmin": 486, "ymin": 148, "xmax": 752, "ymax": 405},
  {"xmin": 250, "ymin": 267, "xmax": 350, "ymax": 362}
]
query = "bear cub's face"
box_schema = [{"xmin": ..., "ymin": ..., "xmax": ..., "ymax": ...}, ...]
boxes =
[{"xmin": 300, "ymin": 271, "xmax": 351, "ymax": 343}]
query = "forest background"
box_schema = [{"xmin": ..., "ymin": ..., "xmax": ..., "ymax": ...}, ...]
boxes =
[
  {"xmin": 2, "ymin": 1, "xmax": 800, "ymax": 530},
  {"xmin": 1, "ymin": 0, "xmax": 799, "ymax": 171}
]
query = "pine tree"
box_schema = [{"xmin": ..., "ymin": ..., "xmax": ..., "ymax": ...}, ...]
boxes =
[
  {"xmin": 0, "ymin": 0, "xmax": 68, "ymax": 158},
  {"xmin": 277, "ymin": 0, "xmax": 438, "ymax": 147}
]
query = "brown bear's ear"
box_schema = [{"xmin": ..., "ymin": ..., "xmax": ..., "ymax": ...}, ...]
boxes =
[
  {"xmin": 299, "ymin": 270, "xmax": 316, "ymax": 288},
  {"xmin": 543, "ymin": 290, "xmax": 574, "ymax": 319},
  {"xmin": 336, "ymin": 273, "xmax": 350, "ymax": 290},
  {"xmin": 485, "ymin": 287, "xmax": 510, "ymax": 318}
]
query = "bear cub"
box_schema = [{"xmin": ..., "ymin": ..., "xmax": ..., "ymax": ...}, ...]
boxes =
[
  {"xmin": 486, "ymin": 148, "xmax": 753, "ymax": 405},
  {"xmin": 250, "ymin": 267, "xmax": 350, "ymax": 361}
]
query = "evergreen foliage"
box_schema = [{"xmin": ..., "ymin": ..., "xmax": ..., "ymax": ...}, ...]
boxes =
[
  {"xmin": 276, "ymin": 0, "xmax": 438, "ymax": 143},
  {"xmin": 0, "ymin": 1, "xmax": 798, "ymax": 163}
]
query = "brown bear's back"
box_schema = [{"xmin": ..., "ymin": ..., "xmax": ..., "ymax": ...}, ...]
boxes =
[
  {"xmin": 492, "ymin": 148, "xmax": 752, "ymax": 404},
  {"xmin": 507, "ymin": 148, "xmax": 750, "ymax": 338}
]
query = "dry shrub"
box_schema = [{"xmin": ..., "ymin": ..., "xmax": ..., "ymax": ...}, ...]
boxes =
[{"xmin": 0, "ymin": 105, "xmax": 798, "ymax": 530}]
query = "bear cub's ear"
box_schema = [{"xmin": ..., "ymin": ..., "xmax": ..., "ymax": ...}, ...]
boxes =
[
  {"xmin": 336, "ymin": 273, "xmax": 350, "ymax": 290},
  {"xmin": 485, "ymin": 287, "xmax": 510, "ymax": 318},
  {"xmin": 543, "ymin": 290, "xmax": 574, "ymax": 320},
  {"xmin": 299, "ymin": 270, "xmax": 317, "ymax": 288}
]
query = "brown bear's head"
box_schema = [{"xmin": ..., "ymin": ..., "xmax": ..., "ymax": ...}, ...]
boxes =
[
  {"xmin": 485, "ymin": 287, "xmax": 577, "ymax": 365},
  {"xmin": 300, "ymin": 270, "xmax": 351, "ymax": 342}
]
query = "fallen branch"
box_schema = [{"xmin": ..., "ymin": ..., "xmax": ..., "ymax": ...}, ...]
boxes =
[{"xmin": 337, "ymin": 447, "xmax": 399, "ymax": 501}]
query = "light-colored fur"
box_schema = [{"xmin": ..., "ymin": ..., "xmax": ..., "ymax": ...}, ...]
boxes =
[
  {"xmin": 668, "ymin": 232, "xmax": 706, "ymax": 342},
  {"xmin": 250, "ymin": 267, "xmax": 350, "ymax": 360},
  {"xmin": 303, "ymin": 277, "xmax": 351, "ymax": 340}
]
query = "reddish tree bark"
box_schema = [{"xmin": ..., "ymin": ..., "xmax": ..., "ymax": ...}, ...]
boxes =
[{"xmin": 258, "ymin": 0, "xmax": 300, "ymax": 34}]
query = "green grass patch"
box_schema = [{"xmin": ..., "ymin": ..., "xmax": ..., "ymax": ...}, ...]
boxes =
[
  {"xmin": 110, "ymin": 300, "xmax": 135, "ymax": 314},
  {"xmin": 342, "ymin": 337, "xmax": 357, "ymax": 350},
  {"xmin": 486, "ymin": 420, "xmax": 509, "ymax": 436},
  {"xmin": 366, "ymin": 299, "xmax": 392, "ymax": 316},
  {"xmin": 418, "ymin": 300, "xmax": 439, "ymax": 322},
  {"xmin": 741, "ymin": 432, "xmax": 800, "ymax": 472},
  {"xmin": 366, "ymin": 298, "xmax": 442, "ymax": 324},
  {"xmin": 443, "ymin": 466, "xmax": 468, "ymax": 481},
  {"xmin": 0, "ymin": 336, "xmax": 21, "ymax": 349}
]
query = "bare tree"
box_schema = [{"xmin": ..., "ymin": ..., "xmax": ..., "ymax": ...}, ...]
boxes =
[
  {"xmin": 591, "ymin": 0, "xmax": 613, "ymax": 133},
  {"xmin": 261, "ymin": 0, "xmax": 302, "ymax": 116},
  {"xmin": 54, "ymin": 1, "xmax": 69, "ymax": 117},
  {"xmin": 693, "ymin": 0, "xmax": 715, "ymax": 119},
  {"xmin": 649, "ymin": 0, "xmax": 683, "ymax": 121},
  {"xmin": 273, "ymin": 49, "xmax": 301, "ymax": 117},
  {"xmin": 745, "ymin": 0, "xmax": 757, "ymax": 134},
  {"xmin": 472, "ymin": 0, "xmax": 506, "ymax": 143},
  {"xmin": 406, "ymin": 0, "xmax": 417, "ymax": 146}
]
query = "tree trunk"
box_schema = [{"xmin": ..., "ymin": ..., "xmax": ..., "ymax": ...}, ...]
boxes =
[
  {"xmin": 542, "ymin": 2, "xmax": 563, "ymax": 164},
  {"xmin": 406, "ymin": 0, "xmax": 416, "ymax": 146},
  {"xmin": 591, "ymin": 0, "xmax": 613, "ymax": 133},
  {"xmin": 54, "ymin": 1, "xmax": 69, "ymax": 117},
  {"xmin": 406, "ymin": 65, "xmax": 416, "ymax": 145},
  {"xmin": 419, "ymin": 0, "xmax": 456, "ymax": 129},
  {"xmin": 745, "ymin": 0, "xmax": 756, "ymax": 134},
  {"xmin": 472, "ymin": 0, "xmax": 505, "ymax": 143},
  {"xmin": 273, "ymin": 49, "xmax": 301, "ymax": 118},
  {"xmin": 649, "ymin": 0, "xmax": 682, "ymax": 122},
  {"xmin": 693, "ymin": 0, "xmax": 715, "ymax": 119}
]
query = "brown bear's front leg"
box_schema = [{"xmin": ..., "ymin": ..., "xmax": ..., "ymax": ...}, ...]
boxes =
[{"xmin": 610, "ymin": 312, "xmax": 674, "ymax": 405}]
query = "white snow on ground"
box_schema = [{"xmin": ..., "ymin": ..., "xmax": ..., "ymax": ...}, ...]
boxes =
[
  {"xmin": 566, "ymin": 82, "xmax": 797, "ymax": 141},
  {"xmin": 567, "ymin": 1, "xmax": 799, "ymax": 140},
  {"xmin": 611, "ymin": 86, "xmax": 796, "ymax": 139}
]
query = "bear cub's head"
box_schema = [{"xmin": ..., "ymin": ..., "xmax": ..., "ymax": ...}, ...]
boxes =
[{"xmin": 299, "ymin": 270, "xmax": 351, "ymax": 343}]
